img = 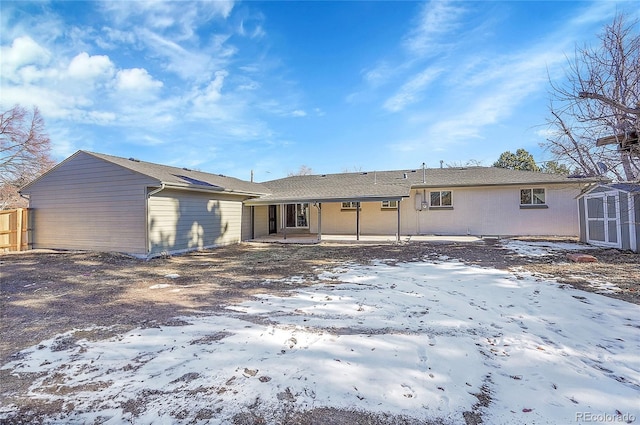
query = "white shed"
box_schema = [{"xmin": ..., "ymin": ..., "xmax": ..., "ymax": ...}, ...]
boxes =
[{"xmin": 577, "ymin": 183, "xmax": 640, "ymax": 252}]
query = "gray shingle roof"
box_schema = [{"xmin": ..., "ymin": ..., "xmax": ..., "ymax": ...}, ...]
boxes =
[
  {"xmin": 246, "ymin": 167, "xmax": 601, "ymax": 204},
  {"xmin": 86, "ymin": 151, "xmax": 269, "ymax": 195},
  {"xmin": 605, "ymin": 182, "xmax": 640, "ymax": 193}
]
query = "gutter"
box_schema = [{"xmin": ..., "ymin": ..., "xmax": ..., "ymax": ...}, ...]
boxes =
[
  {"xmin": 147, "ymin": 183, "xmax": 166, "ymax": 198},
  {"xmin": 244, "ymin": 194, "xmax": 409, "ymax": 206}
]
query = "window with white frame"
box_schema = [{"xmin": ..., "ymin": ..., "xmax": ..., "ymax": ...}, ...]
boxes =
[
  {"xmin": 430, "ymin": 190, "xmax": 452, "ymax": 207},
  {"xmin": 381, "ymin": 200, "xmax": 398, "ymax": 209},
  {"xmin": 520, "ymin": 188, "xmax": 546, "ymax": 206},
  {"xmin": 285, "ymin": 203, "xmax": 309, "ymax": 228},
  {"xmin": 341, "ymin": 201, "xmax": 359, "ymax": 209}
]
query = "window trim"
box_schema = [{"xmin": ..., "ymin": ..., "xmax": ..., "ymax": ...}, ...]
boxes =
[
  {"xmin": 341, "ymin": 201, "xmax": 359, "ymax": 210},
  {"xmin": 429, "ymin": 190, "xmax": 453, "ymax": 210},
  {"xmin": 381, "ymin": 200, "xmax": 398, "ymax": 209},
  {"xmin": 284, "ymin": 203, "xmax": 310, "ymax": 228},
  {"xmin": 520, "ymin": 187, "xmax": 548, "ymax": 209}
]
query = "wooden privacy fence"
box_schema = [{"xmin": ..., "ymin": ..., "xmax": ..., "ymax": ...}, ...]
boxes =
[{"xmin": 0, "ymin": 208, "xmax": 30, "ymax": 252}]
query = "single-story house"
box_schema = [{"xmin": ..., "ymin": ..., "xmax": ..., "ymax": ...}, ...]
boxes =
[
  {"xmin": 577, "ymin": 182, "xmax": 639, "ymax": 252},
  {"xmin": 248, "ymin": 167, "xmax": 603, "ymax": 241},
  {"xmin": 20, "ymin": 150, "xmax": 604, "ymax": 257}
]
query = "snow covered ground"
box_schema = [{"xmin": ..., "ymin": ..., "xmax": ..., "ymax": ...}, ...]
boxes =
[{"xmin": 2, "ymin": 242, "xmax": 639, "ymax": 424}]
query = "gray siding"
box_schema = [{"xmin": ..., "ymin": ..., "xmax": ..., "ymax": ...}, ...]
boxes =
[
  {"xmin": 620, "ymin": 192, "xmax": 630, "ymax": 250},
  {"xmin": 148, "ymin": 189, "xmax": 244, "ymax": 256},
  {"xmin": 578, "ymin": 198, "xmax": 586, "ymax": 242},
  {"xmin": 252, "ymin": 206, "xmax": 270, "ymax": 238},
  {"xmin": 241, "ymin": 206, "xmax": 253, "ymax": 241},
  {"xmin": 23, "ymin": 152, "xmax": 154, "ymax": 255}
]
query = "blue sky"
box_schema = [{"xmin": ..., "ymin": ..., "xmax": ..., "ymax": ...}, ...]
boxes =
[{"xmin": 1, "ymin": 1, "xmax": 637, "ymax": 181}]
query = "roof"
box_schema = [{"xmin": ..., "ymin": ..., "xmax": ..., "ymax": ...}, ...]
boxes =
[
  {"xmin": 250, "ymin": 171, "xmax": 413, "ymax": 205},
  {"xmin": 246, "ymin": 167, "xmax": 601, "ymax": 205},
  {"xmin": 20, "ymin": 150, "xmax": 269, "ymax": 196},
  {"xmin": 22, "ymin": 150, "xmax": 602, "ymax": 203},
  {"xmin": 580, "ymin": 182, "xmax": 640, "ymax": 196},
  {"xmin": 85, "ymin": 151, "xmax": 269, "ymax": 196}
]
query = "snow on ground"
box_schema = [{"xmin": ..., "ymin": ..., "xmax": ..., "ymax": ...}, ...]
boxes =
[
  {"xmin": 2, "ymin": 257, "xmax": 639, "ymax": 424},
  {"xmin": 501, "ymin": 240, "xmax": 597, "ymax": 257}
]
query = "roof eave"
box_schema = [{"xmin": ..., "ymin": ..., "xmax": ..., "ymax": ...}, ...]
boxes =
[
  {"xmin": 245, "ymin": 194, "xmax": 409, "ymax": 206},
  {"xmin": 410, "ymin": 178, "xmax": 602, "ymax": 189}
]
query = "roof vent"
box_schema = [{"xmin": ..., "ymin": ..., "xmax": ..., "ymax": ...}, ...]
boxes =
[
  {"xmin": 128, "ymin": 157, "xmax": 140, "ymax": 162},
  {"xmin": 182, "ymin": 167, "xmax": 192, "ymax": 171},
  {"xmin": 362, "ymin": 172, "xmax": 368, "ymax": 175},
  {"xmin": 403, "ymin": 173, "xmax": 408, "ymax": 179},
  {"xmin": 321, "ymin": 174, "xmax": 327, "ymax": 177}
]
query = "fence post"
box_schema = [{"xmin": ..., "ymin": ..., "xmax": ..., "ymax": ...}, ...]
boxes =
[{"xmin": 16, "ymin": 208, "xmax": 23, "ymax": 252}]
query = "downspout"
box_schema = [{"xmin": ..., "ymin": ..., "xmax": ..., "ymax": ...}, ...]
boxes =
[{"xmin": 147, "ymin": 184, "xmax": 166, "ymax": 198}]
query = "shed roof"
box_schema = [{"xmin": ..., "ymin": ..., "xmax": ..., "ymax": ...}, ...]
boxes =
[{"xmin": 579, "ymin": 182, "xmax": 640, "ymax": 196}]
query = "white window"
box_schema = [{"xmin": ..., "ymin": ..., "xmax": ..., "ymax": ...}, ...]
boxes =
[
  {"xmin": 520, "ymin": 188, "xmax": 546, "ymax": 206},
  {"xmin": 285, "ymin": 203, "xmax": 309, "ymax": 228},
  {"xmin": 430, "ymin": 191, "xmax": 452, "ymax": 207},
  {"xmin": 341, "ymin": 201, "xmax": 358, "ymax": 209},
  {"xmin": 381, "ymin": 200, "xmax": 398, "ymax": 209}
]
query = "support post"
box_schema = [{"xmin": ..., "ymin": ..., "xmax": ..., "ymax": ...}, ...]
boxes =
[
  {"xmin": 397, "ymin": 200, "xmax": 401, "ymax": 243},
  {"xmin": 356, "ymin": 202, "xmax": 361, "ymax": 241},
  {"xmin": 317, "ymin": 202, "xmax": 322, "ymax": 242},
  {"xmin": 282, "ymin": 204, "xmax": 287, "ymax": 240}
]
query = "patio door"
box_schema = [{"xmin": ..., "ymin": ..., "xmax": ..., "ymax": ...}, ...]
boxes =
[
  {"xmin": 284, "ymin": 203, "xmax": 309, "ymax": 229},
  {"xmin": 585, "ymin": 192, "xmax": 621, "ymax": 248}
]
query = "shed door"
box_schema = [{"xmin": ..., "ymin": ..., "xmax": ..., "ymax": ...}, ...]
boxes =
[{"xmin": 585, "ymin": 193, "xmax": 621, "ymax": 248}]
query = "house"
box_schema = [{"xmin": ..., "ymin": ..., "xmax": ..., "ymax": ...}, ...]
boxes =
[
  {"xmin": 577, "ymin": 182, "xmax": 639, "ymax": 252},
  {"xmin": 19, "ymin": 151, "xmax": 268, "ymax": 258},
  {"xmin": 20, "ymin": 151, "xmax": 602, "ymax": 257},
  {"xmin": 248, "ymin": 167, "xmax": 602, "ymax": 240}
]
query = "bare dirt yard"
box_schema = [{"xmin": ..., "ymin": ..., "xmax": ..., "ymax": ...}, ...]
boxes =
[{"xmin": 1, "ymin": 238, "xmax": 638, "ymax": 424}]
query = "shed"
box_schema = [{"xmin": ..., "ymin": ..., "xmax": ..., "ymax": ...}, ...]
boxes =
[
  {"xmin": 577, "ymin": 183, "xmax": 639, "ymax": 252},
  {"xmin": 19, "ymin": 151, "xmax": 268, "ymax": 258}
]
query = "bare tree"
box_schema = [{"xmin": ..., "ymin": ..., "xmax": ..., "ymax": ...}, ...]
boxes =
[
  {"xmin": 445, "ymin": 159, "xmax": 483, "ymax": 168},
  {"xmin": 287, "ymin": 165, "xmax": 314, "ymax": 176},
  {"xmin": 544, "ymin": 13, "xmax": 639, "ymax": 181},
  {"xmin": 1, "ymin": 105, "xmax": 55, "ymax": 209}
]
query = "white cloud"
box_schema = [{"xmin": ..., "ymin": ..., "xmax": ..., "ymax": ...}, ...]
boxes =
[
  {"xmin": 1, "ymin": 35, "xmax": 51, "ymax": 69},
  {"xmin": 383, "ymin": 67, "xmax": 443, "ymax": 112},
  {"xmin": 0, "ymin": 36, "xmax": 52, "ymax": 83},
  {"xmin": 67, "ymin": 52, "xmax": 114, "ymax": 80},
  {"xmin": 402, "ymin": 0, "xmax": 467, "ymax": 57},
  {"xmin": 290, "ymin": 110, "xmax": 307, "ymax": 117},
  {"xmin": 116, "ymin": 68, "xmax": 163, "ymax": 93},
  {"xmin": 101, "ymin": 1, "xmax": 235, "ymax": 39}
]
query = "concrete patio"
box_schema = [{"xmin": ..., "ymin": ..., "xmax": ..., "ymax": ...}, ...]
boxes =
[{"xmin": 250, "ymin": 233, "xmax": 483, "ymax": 244}]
